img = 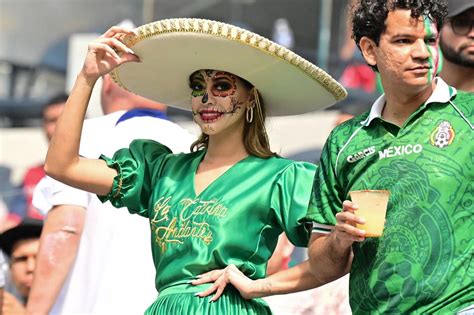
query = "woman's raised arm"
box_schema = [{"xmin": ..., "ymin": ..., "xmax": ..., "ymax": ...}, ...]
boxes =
[{"xmin": 44, "ymin": 26, "xmax": 138, "ymax": 196}]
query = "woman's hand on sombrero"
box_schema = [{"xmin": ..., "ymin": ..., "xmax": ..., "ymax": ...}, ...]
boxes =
[
  {"xmin": 81, "ymin": 26, "xmax": 139, "ymax": 84},
  {"xmin": 192, "ymin": 264, "xmax": 259, "ymax": 301}
]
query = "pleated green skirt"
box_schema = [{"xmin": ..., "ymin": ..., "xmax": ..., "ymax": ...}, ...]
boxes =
[{"xmin": 145, "ymin": 283, "xmax": 272, "ymax": 315}]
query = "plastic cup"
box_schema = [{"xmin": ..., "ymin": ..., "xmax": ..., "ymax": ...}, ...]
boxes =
[{"xmin": 349, "ymin": 190, "xmax": 390, "ymax": 237}]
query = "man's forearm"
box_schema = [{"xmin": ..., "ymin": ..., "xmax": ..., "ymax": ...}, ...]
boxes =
[
  {"xmin": 254, "ymin": 260, "xmax": 324, "ymax": 298},
  {"xmin": 26, "ymin": 205, "xmax": 85, "ymax": 314},
  {"xmin": 307, "ymin": 233, "xmax": 353, "ymax": 284},
  {"xmin": 253, "ymin": 234, "xmax": 353, "ymax": 299}
]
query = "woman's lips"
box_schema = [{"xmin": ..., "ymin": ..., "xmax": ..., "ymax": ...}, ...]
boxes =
[{"xmin": 200, "ymin": 110, "xmax": 224, "ymax": 123}]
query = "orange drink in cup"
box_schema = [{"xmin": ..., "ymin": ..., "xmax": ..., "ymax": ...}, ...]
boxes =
[{"xmin": 349, "ymin": 190, "xmax": 390, "ymax": 237}]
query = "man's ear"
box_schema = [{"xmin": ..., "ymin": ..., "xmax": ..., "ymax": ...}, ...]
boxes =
[{"xmin": 359, "ymin": 36, "xmax": 377, "ymax": 67}]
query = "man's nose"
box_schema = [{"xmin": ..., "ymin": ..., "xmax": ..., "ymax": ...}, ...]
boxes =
[
  {"xmin": 467, "ymin": 24, "xmax": 474, "ymax": 38},
  {"xmin": 412, "ymin": 39, "xmax": 431, "ymax": 60},
  {"xmin": 26, "ymin": 256, "xmax": 36, "ymax": 272}
]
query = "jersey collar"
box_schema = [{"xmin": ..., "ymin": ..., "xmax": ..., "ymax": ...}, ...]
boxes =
[{"xmin": 360, "ymin": 77, "xmax": 457, "ymax": 127}]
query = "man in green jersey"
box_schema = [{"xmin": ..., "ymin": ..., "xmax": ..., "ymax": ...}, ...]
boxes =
[{"xmin": 306, "ymin": 0, "xmax": 473, "ymax": 314}]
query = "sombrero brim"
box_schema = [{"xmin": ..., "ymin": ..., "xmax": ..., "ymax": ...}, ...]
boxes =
[{"xmin": 112, "ymin": 18, "xmax": 347, "ymax": 116}]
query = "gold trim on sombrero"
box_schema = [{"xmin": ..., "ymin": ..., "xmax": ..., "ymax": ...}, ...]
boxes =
[{"xmin": 111, "ymin": 18, "xmax": 347, "ymax": 102}]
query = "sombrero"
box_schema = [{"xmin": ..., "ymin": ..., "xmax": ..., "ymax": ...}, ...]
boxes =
[{"xmin": 111, "ymin": 18, "xmax": 347, "ymax": 116}]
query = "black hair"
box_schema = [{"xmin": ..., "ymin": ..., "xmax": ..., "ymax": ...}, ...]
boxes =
[
  {"xmin": 42, "ymin": 93, "xmax": 69, "ymax": 117},
  {"xmin": 351, "ymin": 0, "xmax": 448, "ymax": 71}
]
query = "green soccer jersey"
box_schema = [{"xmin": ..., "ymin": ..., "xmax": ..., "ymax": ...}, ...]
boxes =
[{"xmin": 307, "ymin": 78, "xmax": 473, "ymax": 314}]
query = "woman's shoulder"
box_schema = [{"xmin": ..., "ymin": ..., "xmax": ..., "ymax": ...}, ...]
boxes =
[
  {"xmin": 253, "ymin": 155, "xmax": 317, "ymax": 173},
  {"xmin": 127, "ymin": 139, "xmax": 199, "ymax": 160}
]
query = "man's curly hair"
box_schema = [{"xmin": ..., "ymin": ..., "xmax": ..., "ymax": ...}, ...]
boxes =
[{"xmin": 351, "ymin": 0, "xmax": 448, "ymax": 71}]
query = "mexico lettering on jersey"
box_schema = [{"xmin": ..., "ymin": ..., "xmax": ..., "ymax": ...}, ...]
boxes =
[
  {"xmin": 345, "ymin": 144, "xmax": 424, "ymax": 163},
  {"xmin": 307, "ymin": 79, "xmax": 473, "ymax": 314}
]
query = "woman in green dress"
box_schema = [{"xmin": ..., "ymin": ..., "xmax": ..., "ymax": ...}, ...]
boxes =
[{"xmin": 44, "ymin": 18, "xmax": 347, "ymax": 314}]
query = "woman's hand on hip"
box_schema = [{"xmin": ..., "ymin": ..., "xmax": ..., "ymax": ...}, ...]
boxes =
[{"xmin": 191, "ymin": 264, "xmax": 258, "ymax": 301}]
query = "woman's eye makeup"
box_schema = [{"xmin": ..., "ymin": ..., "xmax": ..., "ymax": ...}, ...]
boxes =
[
  {"xmin": 190, "ymin": 71, "xmax": 237, "ymax": 98},
  {"xmin": 190, "ymin": 71, "xmax": 207, "ymax": 97},
  {"xmin": 191, "ymin": 81, "xmax": 204, "ymax": 90},
  {"xmin": 190, "ymin": 80, "xmax": 206, "ymax": 97},
  {"xmin": 211, "ymin": 74, "xmax": 236, "ymax": 97},
  {"xmin": 213, "ymin": 81, "xmax": 232, "ymax": 91}
]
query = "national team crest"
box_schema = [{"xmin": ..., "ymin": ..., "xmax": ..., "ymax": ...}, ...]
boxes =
[{"xmin": 430, "ymin": 121, "xmax": 455, "ymax": 148}]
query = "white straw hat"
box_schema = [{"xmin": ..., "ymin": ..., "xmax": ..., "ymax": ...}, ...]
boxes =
[{"xmin": 111, "ymin": 18, "xmax": 347, "ymax": 116}]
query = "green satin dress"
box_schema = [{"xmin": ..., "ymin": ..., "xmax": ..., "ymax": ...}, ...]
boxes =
[{"xmin": 99, "ymin": 139, "xmax": 316, "ymax": 315}]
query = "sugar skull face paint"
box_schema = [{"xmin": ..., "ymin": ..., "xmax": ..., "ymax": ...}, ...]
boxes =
[
  {"xmin": 191, "ymin": 71, "xmax": 238, "ymax": 100},
  {"xmin": 189, "ymin": 70, "xmax": 252, "ymax": 135},
  {"xmin": 190, "ymin": 72, "xmax": 206, "ymax": 98}
]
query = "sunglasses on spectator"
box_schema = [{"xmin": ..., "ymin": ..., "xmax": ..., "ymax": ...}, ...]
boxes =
[{"xmin": 450, "ymin": 17, "xmax": 474, "ymax": 36}]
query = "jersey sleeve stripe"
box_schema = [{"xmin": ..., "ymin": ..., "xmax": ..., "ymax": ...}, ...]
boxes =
[{"xmin": 312, "ymin": 222, "xmax": 334, "ymax": 234}]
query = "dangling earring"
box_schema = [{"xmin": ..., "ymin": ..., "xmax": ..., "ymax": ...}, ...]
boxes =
[
  {"xmin": 250, "ymin": 87, "xmax": 270, "ymax": 145},
  {"xmin": 246, "ymin": 104, "xmax": 254, "ymax": 123}
]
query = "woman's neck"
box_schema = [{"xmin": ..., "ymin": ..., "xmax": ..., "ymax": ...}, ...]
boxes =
[{"xmin": 205, "ymin": 126, "xmax": 248, "ymax": 164}]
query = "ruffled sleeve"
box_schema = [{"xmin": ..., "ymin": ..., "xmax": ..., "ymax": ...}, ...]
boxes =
[
  {"xmin": 98, "ymin": 139, "xmax": 172, "ymax": 217},
  {"xmin": 270, "ymin": 161, "xmax": 317, "ymax": 247}
]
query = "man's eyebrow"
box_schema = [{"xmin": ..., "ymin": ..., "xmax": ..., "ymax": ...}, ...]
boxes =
[
  {"xmin": 389, "ymin": 32, "xmax": 415, "ymax": 37},
  {"xmin": 12, "ymin": 255, "xmax": 28, "ymax": 260},
  {"xmin": 390, "ymin": 31, "xmax": 438, "ymax": 38}
]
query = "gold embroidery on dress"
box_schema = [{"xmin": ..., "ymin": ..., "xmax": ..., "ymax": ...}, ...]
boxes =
[
  {"xmin": 112, "ymin": 174, "xmax": 123, "ymax": 199},
  {"xmin": 150, "ymin": 196, "xmax": 228, "ymax": 253}
]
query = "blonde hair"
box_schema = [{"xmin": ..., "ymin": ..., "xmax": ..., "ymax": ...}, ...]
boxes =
[{"xmin": 190, "ymin": 83, "xmax": 276, "ymax": 159}]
